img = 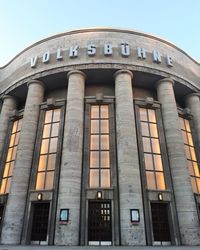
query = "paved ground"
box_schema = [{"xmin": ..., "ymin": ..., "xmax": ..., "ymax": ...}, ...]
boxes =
[{"xmin": 0, "ymin": 246, "xmax": 199, "ymax": 250}]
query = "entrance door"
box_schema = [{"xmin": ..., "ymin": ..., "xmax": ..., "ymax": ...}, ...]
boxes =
[
  {"xmin": 151, "ymin": 203, "xmax": 171, "ymax": 245},
  {"xmin": 30, "ymin": 203, "xmax": 50, "ymax": 243},
  {"xmin": 88, "ymin": 200, "xmax": 112, "ymax": 245},
  {"xmin": 0, "ymin": 205, "xmax": 4, "ymax": 228}
]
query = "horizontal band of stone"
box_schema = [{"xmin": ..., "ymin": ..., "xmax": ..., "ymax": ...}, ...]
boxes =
[
  {"xmin": 157, "ymin": 77, "xmax": 175, "ymax": 86},
  {"xmin": 67, "ymin": 70, "xmax": 86, "ymax": 79},
  {"xmin": 113, "ymin": 69, "xmax": 133, "ymax": 79},
  {"xmin": 27, "ymin": 79, "xmax": 45, "ymax": 89}
]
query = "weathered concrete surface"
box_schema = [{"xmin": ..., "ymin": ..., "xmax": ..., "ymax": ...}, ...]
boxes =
[
  {"xmin": 55, "ymin": 70, "xmax": 85, "ymax": 245},
  {"xmin": 1, "ymin": 80, "xmax": 45, "ymax": 244},
  {"xmin": 0, "ymin": 245, "xmax": 199, "ymax": 250},
  {"xmin": 157, "ymin": 78, "xmax": 200, "ymax": 245},
  {"xmin": 114, "ymin": 70, "xmax": 146, "ymax": 245},
  {"xmin": 0, "ymin": 95, "xmax": 17, "ymax": 160}
]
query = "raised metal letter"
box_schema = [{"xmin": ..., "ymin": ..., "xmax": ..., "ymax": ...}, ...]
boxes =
[
  {"xmin": 42, "ymin": 51, "xmax": 50, "ymax": 63},
  {"xmin": 166, "ymin": 55, "xmax": 173, "ymax": 67},
  {"xmin": 30, "ymin": 56, "xmax": 38, "ymax": 68},
  {"xmin": 137, "ymin": 48, "xmax": 146, "ymax": 59},
  {"xmin": 56, "ymin": 48, "xmax": 63, "ymax": 60},
  {"xmin": 87, "ymin": 44, "xmax": 96, "ymax": 56},
  {"xmin": 104, "ymin": 44, "xmax": 112, "ymax": 56},
  {"xmin": 69, "ymin": 46, "xmax": 79, "ymax": 58},
  {"xmin": 121, "ymin": 42, "xmax": 130, "ymax": 57},
  {"xmin": 153, "ymin": 50, "xmax": 161, "ymax": 63}
]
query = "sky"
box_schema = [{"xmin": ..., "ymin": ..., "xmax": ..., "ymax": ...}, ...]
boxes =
[{"xmin": 0, "ymin": 0, "xmax": 200, "ymax": 67}]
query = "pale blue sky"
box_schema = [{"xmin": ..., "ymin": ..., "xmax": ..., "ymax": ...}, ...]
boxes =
[{"xmin": 0, "ymin": 0, "xmax": 199, "ymax": 66}]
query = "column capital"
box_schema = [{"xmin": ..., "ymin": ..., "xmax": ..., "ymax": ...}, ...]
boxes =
[
  {"xmin": 27, "ymin": 79, "xmax": 45, "ymax": 89},
  {"xmin": 114, "ymin": 69, "xmax": 133, "ymax": 80},
  {"xmin": 157, "ymin": 77, "xmax": 174, "ymax": 87},
  {"xmin": 1, "ymin": 94, "xmax": 17, "ymax": 102},
  {"xmin": 184, "ymin": 92, "xmax": 200, "ymax": 101},
  {"xmin": 67, "ymin": 70, "xmax": 86, "ymax": 79}
]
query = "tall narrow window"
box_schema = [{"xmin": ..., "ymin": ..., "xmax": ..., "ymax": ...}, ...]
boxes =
[
  {"xmin": 89, "ymin": 105, "xmax": 110, "ymax": 188},
  {"xmin": 0, "ymin": 118, "xmax": 22, "ymax": 194},
  {"xmin": 139, "ymin": 108, "xmax": 166, "ymax": 190},
  {"xmin": 180, "ymin": 117, "xmax": 200, "ymax": 194},
  {"xmin": 35, "ymin": 109, "xmax": 61, "ymax": 190}
]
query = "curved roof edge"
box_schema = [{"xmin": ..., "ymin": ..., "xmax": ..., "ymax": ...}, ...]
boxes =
[{"xmin": 0, "ymin": 27, "xmax": 199, "ymax": 69}]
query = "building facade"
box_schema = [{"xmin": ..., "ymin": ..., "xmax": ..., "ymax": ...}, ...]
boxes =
[{"xmin": 0, "ymin": 28, "xmax": 200, "ymax": 246}]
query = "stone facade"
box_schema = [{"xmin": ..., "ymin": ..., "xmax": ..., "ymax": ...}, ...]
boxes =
[{"xmin": 0, "ymin": 28, "xmax": 200, "ymax": 246}]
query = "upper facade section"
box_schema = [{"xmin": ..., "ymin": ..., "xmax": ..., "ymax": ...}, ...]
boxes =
[{"xmin": 0, "ymin": 28, "xmax": 200, "ymax": 94}]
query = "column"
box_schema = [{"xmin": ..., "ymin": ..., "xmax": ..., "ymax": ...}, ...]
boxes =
[
  {"xmin": 0, "ymin": 95, "xmax": 17, "ymax": 160},
  {"xmin": 157, "ymin": 78, "xmax": 200, "ymax": 245},
  {"xmin": 55, "ymin": 70, "xmax": 85, "ymax": 245},
  {"xmin": 185, "ymin": 93, "xmax": 200, "ymax": 149},
  {"xmin": 114, "ymin": 70, "xmax": 146, "ymax": 245},
  {"xmin": 1, "ymin": 80, "xmax": 45, "ymax": 244}
]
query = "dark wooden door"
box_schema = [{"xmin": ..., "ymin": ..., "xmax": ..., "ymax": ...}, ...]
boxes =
[
  {"xmin": 151, "ymin": 203, "xmax": 171, "ymax": 242},
  {"xmin": 31, "ymin": 202, "xmax": 50, "ymax": 241},
  {"xmin": 88, "ymin": 200, "xmax": 112, "ymax": 244}
]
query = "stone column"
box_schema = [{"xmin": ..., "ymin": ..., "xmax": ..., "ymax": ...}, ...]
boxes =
[
  {"xmin": 55, "ymin": 70, "xmax": 85, "ymax": 245},
  {"xmin": 185, "ymin": 93, "xmax": 200, "ymax": 149},
  {"xmin": 1, "ymin": 80, "xmax": 44, "ymax": 244},
  {"xmin": 114, "ymin": 70, "xmax": 146, "ymax": 245},
  {"xmin": 0, "ymin": 95, "xmax": 17, "ymax": 161},
  {"xmin": 157, "ymin": 78, "xmax": 200, "ymax": 245}
]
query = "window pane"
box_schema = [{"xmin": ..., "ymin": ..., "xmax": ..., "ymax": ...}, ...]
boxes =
[
  {"xmin": 139, "ymin": 108, "xmax": 147, "ymax": 121},
  {"xmin": 101, "ymin": 106, "xmax": 109, "ymax": 118},
  {"xmin": 38, "ymin": 155, "xmax": 47, "ymax": 171},
  {"xmin": 182, "ymin": 131, "xmax": 188, "ymax": 144},
  {"xmin": 91, "ymin": 106, "xmax": 99, "ymax": 118},
  {"xmin": 148, "ymin": 109, "xmax": 156, "ymax": 123},
  {"xmin": 6, "ymin": 148, "xmax": 12, "ymax": 161},
  {"xmin": 151, "ymin": 138, "xmax": 160, "ymax": 153},
  {"xmin": 5, "ymin": 177, "xmax": 11, "ymax": 193},
  {"xmin": 15, "ymin": 132, "xmax": 20, "ymax": 145},
  {"xmin": 89, "ymin": 169, "xmax": 99, "ymax": 188},
  {"xmin": 45, "ymin": 172, "xmax": 54, "ymax": 189},
  {"xmin": 90, "ymin": 151, "xmax": 99, "ymax": 168},
  {"xmin": 51, "ymin": 123, "xmax": 59, "ymax": 137},
  {"xmin": 9, "ymin": 162, "xmax": 14, "ymax": 176},
  {"xmin": 47, "ymin": 154, "xmax": 56, "ymax": 170},
  {"xmin": 187, "ymin": 133, "xmax": 194, "ymax": 146},
  {"xmin": 185, "ymin": 120, "xmax": 191, "ymax": 132},
  {"xmin": 190, "ymin": 147, "xmax": 197, "ymax": 161},
  {"xmin": 45, "ymin": 110, "xmax": 53, "ymax": 123},
  {"xmin": 150, "ymin": 124, "xmax": 158, "ymax": 138},
  {"xmin": 141, "ymin": 122, "xmax": 149, "ymax": 136},
  {"xmin": 0, "ymin": 179, "xmax": 6, "ymax": 194},
  {"xmin": 49, "ymin": 138, "xmax": 58, "ymax": 153},
  {"xmin": 11, "ymin": 146, "xmax": 17, "ymax": 160},
  {"xmin": 144, "ymin": 154, "xmax": 153, "ymax": 170},
  {"xmin": 91, "ymin": 120, "xmax": 99, "ymax": 133},
  {"xmin": 146, "ymin": 171, "xmax": 156, "ymax": 189},
  {"xmin": 90, "ymin": 135, "xmax": 99, "ymax": 150},
  {"xmin": 42, "ymin": 124, "xmax": 51, "ymax": 138},
  {"xmin": 17, "ymin": 119, "xmax": 22, "ymax": 131},
  {"xmin": 3, "ymin": 163, "xmax": 10, "ymax": 178},
  {"xmin": 184, "ymin": 145, "xmax": 191, "ymax": 159},
  {"xmin": 101, "ymin": 120, "xmax": 109, "ymax": 133},
  {"xmin": 188, "ymin": 161, "xmax": 194, "ymax": 175},
  {"xmin": 12, "ymin": 121, "xmax": 18, "ymax": 133},
  {"xmin": 9, "ymin": 134, "xmax": 15, "ymax": 147},
  {"xmin": 180, "ymin": 117, "xmax": 185, "ymax": 130},
  {"xmin": 156, "ymin": 172, "xmax": 166, "ymax": 190},
  {"xmin": 143, "ymin": 138, "xmax": 151, "ymax": 152},
  {"xmin": 191, "ymin": 177, "xmax": 198, "ymax": 193},
  {"xmin": 101, "ymin": 135, "xmax": 109, "ymax": 150},
  {"xmin": 196, "ymin": 178, "xmax": 200, "ymax": 193},
  {"xmin": 154, "ymin": 155, "xmax": 163, "ymax": 171},
  {"xmin": 101, "ymin": 151, "xmax": 110, "ymax": 168},
  {"xmin": 40, "ymin": 139, "xmax": 49, "ymax": 154},
  {"xmin": 36, "ymin": 172, "xmax": 45, "ymax": 190},
  {"xmin": 101, "ymin": 169, "xmax": 110, "ymax": 188},
  {"xmin": 193, "ymin": 162, "xmax": 200, "ymax": 177},
  {"xmin": 53, "ymin": 109, "xmax": 61, "ymax": 122}
]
